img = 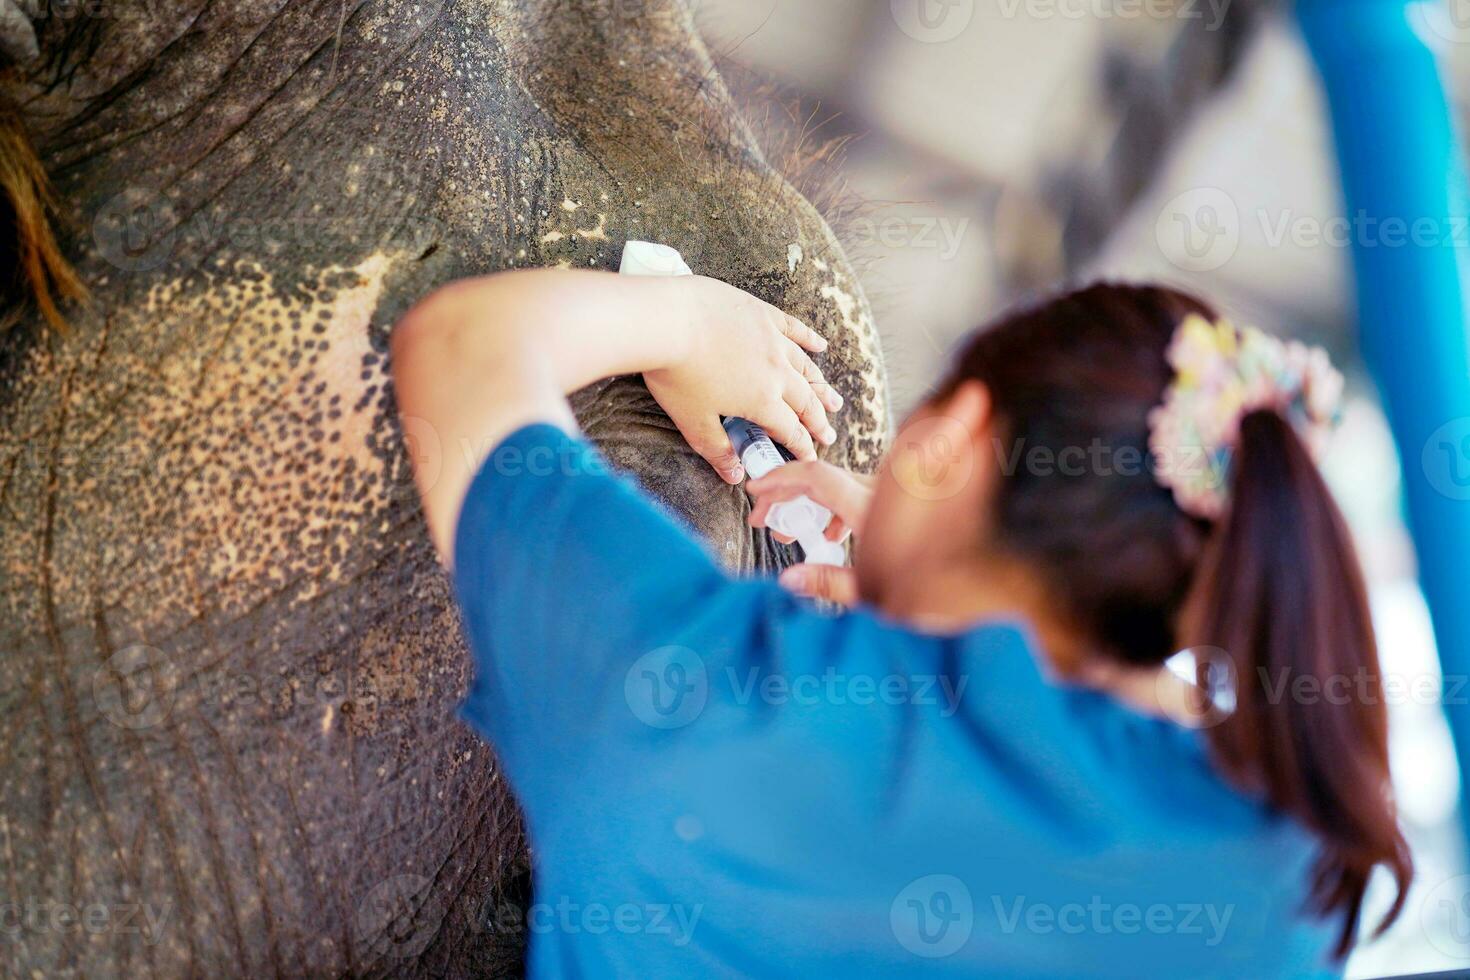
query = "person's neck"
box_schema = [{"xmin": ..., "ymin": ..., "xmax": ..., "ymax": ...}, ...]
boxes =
[
  {"xmin": 881, "ymin": 554, "xmax": 1083, "ymax": 660},
  {"xmin": 881, "ymin": 554, "xmax": 1183, "ymax": 722}
]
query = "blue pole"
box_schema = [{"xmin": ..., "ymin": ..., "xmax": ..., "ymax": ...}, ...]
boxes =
[{"xmin": 1296, "ymin": 0, "xmax": 1470, "ymax": 846}]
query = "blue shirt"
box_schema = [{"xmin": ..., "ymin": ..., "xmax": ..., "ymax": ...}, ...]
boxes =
[{"xmin": 453, "ymin": 425, "xmax": 1341, "ymax": 978}]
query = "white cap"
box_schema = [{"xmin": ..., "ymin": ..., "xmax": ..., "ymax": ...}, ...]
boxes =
[
  {"xmin": 619, "ymin": 241, "xmax": 693, "ymax": 278},
  {"xmin": 795, "ymin": 531, "xmax": 846, "ymax": 567},
  {"xmin": 768, "ymin": 497, "xmax": 845, "ymax": 567}
]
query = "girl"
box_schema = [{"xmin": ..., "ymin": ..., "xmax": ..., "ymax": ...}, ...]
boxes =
[{"xmin": 390, "ymin": 270, "xmax": 1410, "ymax": 977}]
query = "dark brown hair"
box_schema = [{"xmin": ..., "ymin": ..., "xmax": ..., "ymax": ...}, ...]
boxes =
[{"xmin": 936, "ymin": 282, "xmax": 1411, "ymax": 958}]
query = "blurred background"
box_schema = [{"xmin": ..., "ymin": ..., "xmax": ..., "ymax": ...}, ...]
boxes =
[{"xmin": 693, "ymin": 0, "xmax": 1469, "ymax": 975}]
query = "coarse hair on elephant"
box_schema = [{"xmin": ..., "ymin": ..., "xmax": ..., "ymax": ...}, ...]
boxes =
[
  {"xmin": 0, "ymin": 1, "xmax": 887, "ymax": 977},
  {"xmin": 0, "ymin": 90, "xmax": 84, "ymax": 331}
]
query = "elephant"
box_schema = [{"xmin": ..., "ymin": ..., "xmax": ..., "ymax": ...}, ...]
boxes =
[{"xmin": 0, "ymin": 1, "xmax": 888, "ymax": 975}]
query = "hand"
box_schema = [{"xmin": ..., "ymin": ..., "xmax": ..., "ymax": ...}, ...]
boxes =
[
  {"xmin": 747, "ymin": 460, "xmax": 874, "ymax": 606},
  {"xmin": 644, "ymin": 277, "xmax": 842, "ymax": 482}
]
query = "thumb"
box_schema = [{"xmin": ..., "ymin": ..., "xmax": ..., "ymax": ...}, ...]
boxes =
[
  {"xmin": 778, "ymin": 563, "xmax": 859, "ymax": 606},
  {"xmin": 677, "ymin": 415, "xmax": 744, "ymax": 484}
]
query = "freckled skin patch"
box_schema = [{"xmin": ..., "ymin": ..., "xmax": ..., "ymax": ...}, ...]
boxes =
[{"xmin": 0, "ymin": 2, "xmax": 888, "ymax": 977}]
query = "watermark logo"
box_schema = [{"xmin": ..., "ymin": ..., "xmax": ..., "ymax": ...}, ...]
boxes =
[
  {"xmin": 1157, "ymin": 192, "xmax": 1470, "ymax": 272},
  {"xmin": 850, "ymin": 216, "xmax": 971, "ymax": 262},
  {"xmin": 891, "ymin": 874, "xmax": 974, "ymax": 958},
  {"xmin": 481, "ymin": 896, "xmax": 703, "ymax": 946},
  {"xmin": 93, "ymin": 171, "xmax": 443, "ymax": 275},
  {"xmin": 725, "ymin": 665, "xmax": 968, "ymax": 717},
  {"xmin": 93, "ymin": 188, "xmax": 179, "ymax": 273},
  {"xmin": 1258, "ymin": 664, "xmax": 1454, "ymax": 709},
  {"xmin": 92, "ymin": 643, "xmax": 180, "ymax": 730},
  {"xmin": 1155, "ymin": 187, "xmax": 1239, "ymax": 272},
  {"xmin": 889, "ymin": 415, "xmax": 975, "ymax": 502},
  {"xmin": 0, "ymin": 898, "xmax": 171, "ymax": 945},
  {"xmin": 611, "ymin": 0, "xmax": 707, "ymax": 19},
  {"xmin": 1161, "ymin": 645, "xmax": 1237, "ymax": 729},
  {"xmin": 994, "ymin": 0, "xmax": 1231, "ymax": 29},
  {"xmin": 1410, "ymin": 0, "xmax": 1470, "ymax": 47},
  {"xmin": 392, "ymin": 415, "xmax": 444, "ymax": 501},
  {"xmin": 1420, "ymin": 873, "xmax": 1470, "ymax": 959},
  {"xmin": 355, "ymin": 874, "xmax": 446, "ymax": 961},
  {"xmin": 891, "ymin": 0, "xmax": 976, "ymax": 43},
  {"xmin": 992, "ymin": 896, "xmax": 1233, "ymax": 945},
  {"xmin": 1423, "ymin": 417, "xmax": 1470, "ymax": 501},
  {"xmin": 625, "ymin": 646, "xmax": 708, "ymax": 729}
]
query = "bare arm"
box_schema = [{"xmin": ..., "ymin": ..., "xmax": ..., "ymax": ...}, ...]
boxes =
[{"xmin": 389, "ymin": 269, "xmax": 840, "ymax": 563}]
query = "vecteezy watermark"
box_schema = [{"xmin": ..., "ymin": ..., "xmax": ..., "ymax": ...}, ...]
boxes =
[
  {"xmin": 624, "ymin": 646, "xmax": 972, "ymax": 729},
  {"xmin": 891, "ymin": 875, "xmax": 974, "ymax": 958},
  {"xmin": 1256, "ymin": 665, "xmax": 1463, "ymax": 708},
  {"xmin": 891, "ymin": 0, "xmax": 976, "ymax": 43},
  {"xmin": 17, "ymin": 0, "xmax": 120, "ymax": 19},
  {"xmin": 481, "ymin": 896, "xmax": 703, "ymax": 947},
  {"xmin": 92, "ymin": 643, "xmax": 391, "ymax": 732},
  {"xmin": 1158, "ymin": 652, "xmax": 1463, "ymax": 721},
  {"xmin": 17, "ymin": 0, "xmax": 338, "ymax": 25},
  {"xmin": 849, "ymin": 216, "xmax": 971, "ymax": 262},
  {"xmin": 990, "ymin": 896, "xmax": 1234, "ymax": 946},
  {"xmin": 996, "ymin": 0, "xmax": 1231, "ymax": 28},
  {"xmin": 888, "ymin": 421, "xmax": 1231, "ymax": 504},
  {"xmin": 725, "ymin": 666, "xmax": 969, "ymax": 717},
  {"xmin": 1156, "ymin": 187, "xmax": 1470, "ymax": 273},
  {"xmin": 1424, "ymin": 417, "xmax": 1470, "ymax": 501},
  {"xmin": 92, "ymin": 182, "xmax": 442, "ymax": 274},
  {"xmin": 355, "ymin": 874, "xmax": 446, "ymax": 961},
  {"xmin": 1253, "ymin": 210, "xmax": 1470, "ymax": 250},
  {"xmin": 0, "ymin": 898, "xmax": 171, "ymax": 946},
  {"xmin": 390, "ymin": 418, "xmax": 614, "ymax": 498},
  {"xmin": 990, "ymin": 434, "xmax": 1229, "ymax": 489},
  {"xmin": 611, "ymin": 0, "xmax": 707, "ymax": 20},
  {"xmin": 625, "ymin": 646, "xmax": 709, "ymax": 729}
]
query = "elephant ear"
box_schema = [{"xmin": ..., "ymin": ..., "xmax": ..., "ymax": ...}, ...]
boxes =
[
  {"xmin": 0, "ymin": 0, "xmax": 37, "ymax": 64},
  {"xmin": 1, "ymin": 0, "xmax": 84, "ymax": 333}
]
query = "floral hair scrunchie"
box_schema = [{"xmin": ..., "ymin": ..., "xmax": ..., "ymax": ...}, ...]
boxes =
[{"xmin": 1147, "ymin": 314, "xmax": 1345, "ymax": 520}]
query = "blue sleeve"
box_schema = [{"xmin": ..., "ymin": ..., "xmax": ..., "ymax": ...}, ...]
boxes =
[{"xmin": 451, "ymin": 424, "xmax": 769, "ymax": 790}]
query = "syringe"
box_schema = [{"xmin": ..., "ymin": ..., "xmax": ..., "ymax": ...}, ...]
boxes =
[{"xmin": 721, "ymin": 417, "xmax": 846, "ymax": 566}]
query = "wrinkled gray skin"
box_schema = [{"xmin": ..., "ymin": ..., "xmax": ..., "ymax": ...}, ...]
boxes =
[{"xmin": 0, "ymin": 1, "xmax": 887, "ymax": 976}]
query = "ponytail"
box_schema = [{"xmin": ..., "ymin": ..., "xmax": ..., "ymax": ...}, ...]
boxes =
[{"xmin": 1184, "ymin": 410, "xmax": 1412, "ymax": 958}]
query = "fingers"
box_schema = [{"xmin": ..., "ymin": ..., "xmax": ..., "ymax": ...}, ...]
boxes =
[
  {"xmin": 779, "ymin": 563, "xmax": 859, "ymax": 606},
  {"xmin": 784, "ymin": 371, "xmax": 836, "ymax": 448},
  {"xmin": 785, "ymin": 344, "xmax": 844, "ymax": 413},
  {"xmin": 761, "ymin": 403, "xmax": 818, "ymax": 461},
  {"xmin": 777, "ymin": 314, "xmax": 828, "ymax": 354},
  {"xmin": 748, "ymin": 459, "xmax": 872, "ymax": 534},
  {"xmin": 675, "ymin": 414, "xmax": 745, "ymax": 484}
]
